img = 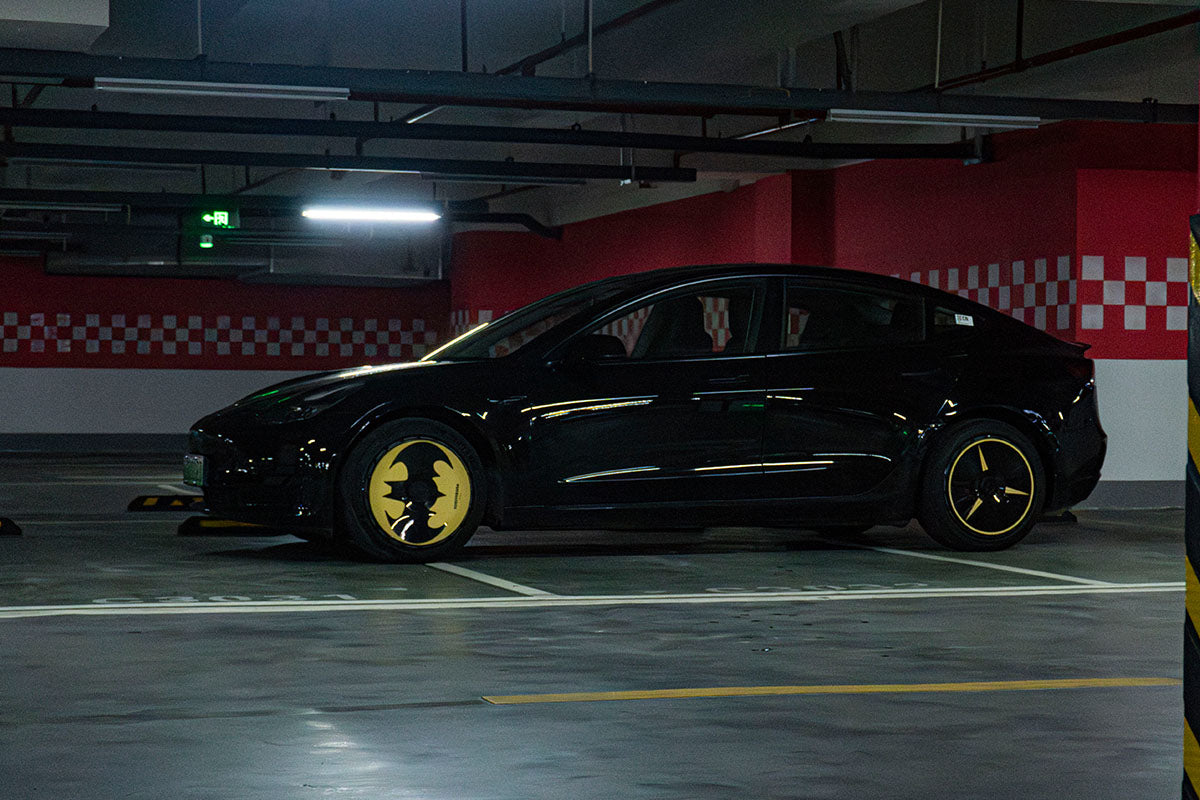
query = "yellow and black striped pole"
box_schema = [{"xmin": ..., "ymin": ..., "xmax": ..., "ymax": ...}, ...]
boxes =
[{"xmin": 1185, "ymin": 214, "xmax": 1200, "ymax": 798}]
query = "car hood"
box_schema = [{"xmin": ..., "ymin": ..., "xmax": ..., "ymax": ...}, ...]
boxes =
[{"xmin": 232, "ymin": 360, "xmax": 440, "ymax": 408}]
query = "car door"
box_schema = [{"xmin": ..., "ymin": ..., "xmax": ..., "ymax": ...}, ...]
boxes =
[
  {"xmin": 760, "ymin": 278, "xmax": 961, "ymax": 500},
  {"xmin": 512, "ymin": 277, "xmax": 768, "ymax": 509}
]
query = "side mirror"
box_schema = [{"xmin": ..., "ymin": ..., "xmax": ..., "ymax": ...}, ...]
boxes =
[{"xmin": 562, "ymin": 334, "xmax": 627, "ymax": 366}]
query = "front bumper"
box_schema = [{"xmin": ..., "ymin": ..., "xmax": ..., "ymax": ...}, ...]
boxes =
[{"xmin": 186, "ymin": 423, "xmax": 338, "ymax": 529}]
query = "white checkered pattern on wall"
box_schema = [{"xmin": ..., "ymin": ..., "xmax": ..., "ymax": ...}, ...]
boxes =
[
  {"xmin": 894, "ymin": 256, "xmax": 1075, "ymax": 332},
  {"xmin": 599, "ymin": 307, "xmax": 651, "ymax": 354},
  {"xmin": 700, "ymin": 295, "xmax": 733, "ymax": 351},
  {"xmin": 0, "ymin": 313, "xmax": 438, "ymax": 359},
  {"xmin": 451, "ymin": 309, "xmax": 496, "ymax": 335},
  {"xmin": 1077, "ymin": 255, "xmax": 1189, "ymax": 332}
]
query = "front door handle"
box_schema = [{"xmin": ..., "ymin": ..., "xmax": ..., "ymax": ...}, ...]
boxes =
[{"xmin": 706, "ymin": 374, "xmax": 752, "ymax": 386}]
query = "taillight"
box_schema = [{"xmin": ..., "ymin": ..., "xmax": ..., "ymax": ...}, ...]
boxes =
[{"xmin": 1064, "ymin": 358, "xmax": 1093, "ymax": 381}]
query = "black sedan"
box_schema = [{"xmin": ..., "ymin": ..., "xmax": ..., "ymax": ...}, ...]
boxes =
[{"xmin": 184, "ymin": 264, "xmax": 1106, "ymax": 561}]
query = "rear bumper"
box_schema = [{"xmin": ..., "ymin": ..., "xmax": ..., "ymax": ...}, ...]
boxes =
[{"xmin": 1048, "ymin": 422, "xmax": 1107, "ymax": 512}]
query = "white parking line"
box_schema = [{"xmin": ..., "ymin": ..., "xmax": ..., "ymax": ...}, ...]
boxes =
[
  {"xmin": 19, "ymin": 519, "xmax": 173, "ymax": 525},
  {"xmin": 0, "ymin": 582, "xmax": 1182, "ymax": 619},
  {"xmin": 0, "ymin": 479, "xmax": 185, "ymax": 486},
  {"xmin": 426, "ymin": 562, "xmax": 556, "ymax": 596},
  {"xmin": 832, "ymin": 542, "xmax": 1116, "ymax": 586},
  {"xmin": 156, "ymin": 484, "xmax": 196, "ymax": 495}
]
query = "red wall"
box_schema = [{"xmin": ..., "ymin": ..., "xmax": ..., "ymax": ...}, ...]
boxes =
[
  {"xmin": 1075, "ymin": 168, "xmax": 1193, "ymax": 359},
  {"xmin": 448, "ymin": 121, "xmax": 1196, "ymax": 355},
  {"xmin": 790, "ymin": 170, "xmax": 835, "ymax": 265},
  {"xmin": 450, "ymin": 174, "xmax": 794, "ymax": 319},
  {"xmin": 829, "ymin": 137, "xmax": 1078, "ymax": 277},
  {"xmin": 0, "ymin": 259, "xmax": 450, "ymax": 369}
]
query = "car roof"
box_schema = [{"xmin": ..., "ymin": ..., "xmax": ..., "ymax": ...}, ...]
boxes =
[{"xmin": 585, "ymin": 263, "xmax": 947, "ymax": 300}]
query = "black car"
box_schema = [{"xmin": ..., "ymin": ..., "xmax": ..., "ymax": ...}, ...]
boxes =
[{"xmin": 184, "ymin": 264, "xmax": 1106, "ymax": 561}]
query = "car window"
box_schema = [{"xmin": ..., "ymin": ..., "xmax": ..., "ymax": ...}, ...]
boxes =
[
  {"xmin": 423, "ymin": 285, "xmax": 622, "ymax": 361},
  {"xmin": 782, "ymin": 283, "xmax": 923, "ymax": 351},
  {"xmin": 585, "ymin": 283, "xmax": 759, "ymax": 360},
  {"xmin": 486, "ymin": 309, "xmax": 579, "ymax": 358},
  {"xmin": 930, "ymin": 304, "xmax": 985, "ymax": 340}
]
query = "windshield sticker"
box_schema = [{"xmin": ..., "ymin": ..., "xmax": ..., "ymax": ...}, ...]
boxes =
[{"xmin": 954, "ymin": 314, "xmax": 975, "ymax": 327}]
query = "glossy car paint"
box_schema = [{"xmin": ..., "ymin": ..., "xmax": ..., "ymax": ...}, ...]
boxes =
[{"xmin": 186, "ymin": 265, "xmax": 1106, "ymax": 537}]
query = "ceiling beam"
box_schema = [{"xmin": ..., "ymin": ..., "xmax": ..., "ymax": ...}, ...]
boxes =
[
  {"xmin": 0, "ymin": 47, "xmax": 1192, "ymax": 123},
  {"xmin": 0, "ymin": 107, "xmax": 981, "ymax": 160},
  {"xmin": 0, "ymin": 141, "xmax": 698, "ymax": 183}
]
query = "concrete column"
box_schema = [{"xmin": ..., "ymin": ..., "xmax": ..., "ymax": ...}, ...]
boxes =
[{"xmin": 1184, "ymin": 214, "xmax": 1200, "ymax": 798}]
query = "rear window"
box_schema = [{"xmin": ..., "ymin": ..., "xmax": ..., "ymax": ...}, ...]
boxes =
[
  {"xmin": 782, "ymin": 283, "xmax": 924, "ymax": 351},
  {"xmin": 931, "ymin": 305, "xmax": 987, "ymax": 340}
]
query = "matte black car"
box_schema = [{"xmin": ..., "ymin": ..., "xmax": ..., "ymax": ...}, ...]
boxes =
[{"xmin": 184, "ymin": 264, "xmax": 1106, "ymax": 561}]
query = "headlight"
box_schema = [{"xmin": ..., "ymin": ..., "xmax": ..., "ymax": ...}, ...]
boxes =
[{"xmin": 255, "ymin": 382, "xmax": 362, "ymax": 424}]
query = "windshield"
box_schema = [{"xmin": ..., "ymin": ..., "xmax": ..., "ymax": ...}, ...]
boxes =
[{"xmin": 422, "ymin": 280, "xmax": 625, "ymax": 361}]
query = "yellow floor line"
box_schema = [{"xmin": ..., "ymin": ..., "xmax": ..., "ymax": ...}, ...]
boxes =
[{"xmin": 482, "ymin": 677, "xmax": 1181, "ymax": 705}]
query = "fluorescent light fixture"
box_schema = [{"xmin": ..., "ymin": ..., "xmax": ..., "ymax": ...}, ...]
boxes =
[
  {"xmin": 7, "ymin": 157, "xmax": 198, "ymax": 173},
  {"xmin": 0, "ymin": 230, "xmax": 70, "ymax": 242},
  {"xmin": 419, "ymin": 173, "xmax": 587, "ymax": 186},
  {"xmin": 93, "ymin": 77, "xmax": 350, "ymax": 102},
  {"xmin": 301, "ymin": 206, "xmax": 442, "ymax": 223},
  {"xmin": 0, "ymin": 201, "xmax": 124, "ymax": 213},
  {"xmin": 303, "ymin": 167, "xmax": 422, "ymax": 175},
  {"xmin": 302, "ymin": 168, "xmax": 583, "ymax": 186},
  {"xmin": 825, "ymin": 108, "xmax": 1040, "ymax": 129}
]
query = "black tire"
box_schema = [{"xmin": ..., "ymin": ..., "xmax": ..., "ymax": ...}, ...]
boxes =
[
  {"xmin": 338, "ymin": 419, "xmax": 485, "ymax": 563},
  {"xmin": 918, "ymin": 419, "xmax": 1045, "ymax": 551}
]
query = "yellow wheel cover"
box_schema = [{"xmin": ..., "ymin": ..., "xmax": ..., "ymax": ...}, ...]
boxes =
[
  {"xmin": 367, "ymin": 439, "xmax": 471, "ymax": 546},
  {"xmin": 947, "ymin": 437, "xmax": 1034, "ymax": 536}
]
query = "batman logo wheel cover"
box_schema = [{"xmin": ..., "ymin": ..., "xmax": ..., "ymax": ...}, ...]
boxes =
[
  {"xmin": 367, "ymin": 439, "xmax": 471, "ymax": 546},
  {"xmin": 946, "ymin": 437, "xmax": 1035, "ymax": 536}
]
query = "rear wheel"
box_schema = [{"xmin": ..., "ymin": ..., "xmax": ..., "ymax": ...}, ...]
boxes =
[
  {"xmin": 918, "ymin": 420, "xmax": 1044, "ymax": 551},
  {"xmin": 338, "ymin": 419, "xmax": 485, "ymax": 562}
]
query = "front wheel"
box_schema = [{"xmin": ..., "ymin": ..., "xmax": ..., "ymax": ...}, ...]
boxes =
[
  {"xmin": 338, "ymin": 419, "xmax": 485, "ymax": 562},
  {"xmin": 918, "ymin": 420, "xmax": 1044, "ymax": 551}
]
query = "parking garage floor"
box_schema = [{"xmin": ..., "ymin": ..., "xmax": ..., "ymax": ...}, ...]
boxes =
[{"xmin": 0, "ymin": 455, "xmax": 1186, "ymax": 799}]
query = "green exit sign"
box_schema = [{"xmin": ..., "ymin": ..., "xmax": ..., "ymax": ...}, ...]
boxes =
[{"xmin": 197, "ymin": 209, "xmax": 239, "ymax": 229}]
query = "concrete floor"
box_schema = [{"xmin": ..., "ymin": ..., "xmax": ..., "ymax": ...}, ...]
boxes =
[{"xmin": 0, "ymin": 454, "xmax": 1186, "ymax": 799}]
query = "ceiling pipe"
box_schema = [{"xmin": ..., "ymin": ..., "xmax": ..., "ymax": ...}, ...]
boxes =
[
  {"xmin": 460, "ymin": 0, "xmax": 469, "ymax": 73},
  {"xmin": 923, "ymin": 7, "xmax": 1200, "ymax": 93},
  {"xmin": 726, "ymin": 7, "xmax": 1200, "ymax": 157},
  {"xmin": 933, "ymin": 0, "xmax": 943, "ymax": 89},
  {"xmin": 585, "ymin": 0, "xmax": 594, "ymax": 76},
  {"xmin": 400, "ymin": 0, "xmax": 682, "ymax": 123},
  {"xmin": 1014, "ymin": 0, "xmax": 1024, "ymax": 66}
]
